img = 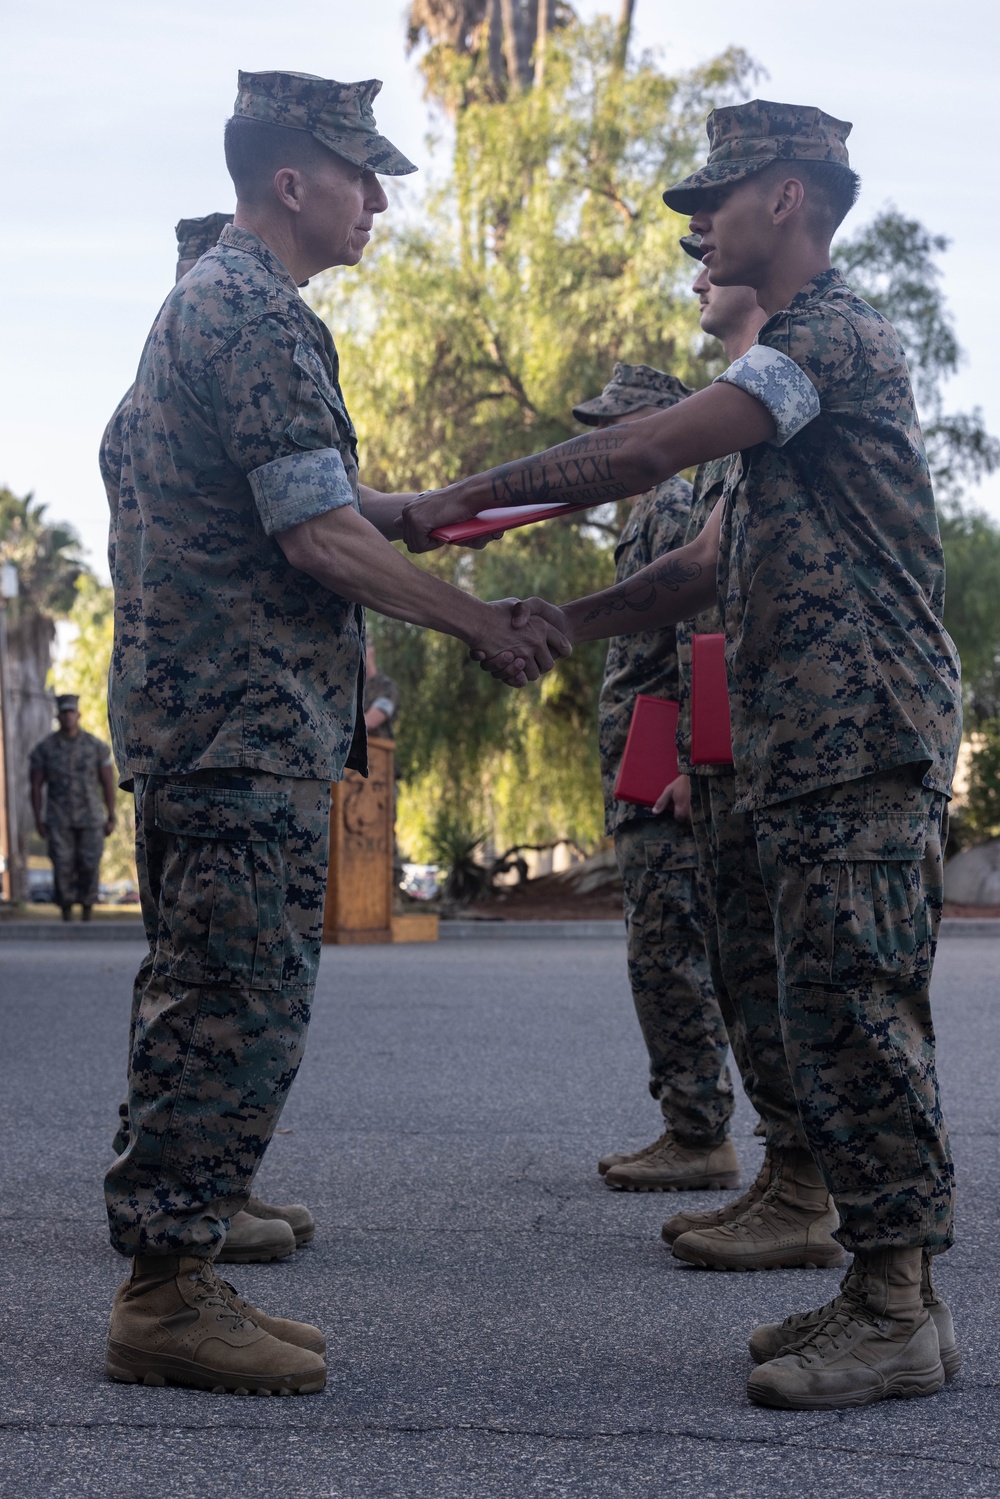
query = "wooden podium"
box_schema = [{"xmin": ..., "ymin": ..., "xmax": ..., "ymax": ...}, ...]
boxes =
[{"xmin": 322, "ymin": 737, "xmax": 395, "ymax": 944}]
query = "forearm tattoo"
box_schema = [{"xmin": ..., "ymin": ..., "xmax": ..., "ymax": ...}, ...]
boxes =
[
  {"xmin": 583, "ymin": 557, "xmax": 703, "ymax": 622},
  {"xmin": 489, "ymin": 432, "xmax": 631, "ymax": 506}
]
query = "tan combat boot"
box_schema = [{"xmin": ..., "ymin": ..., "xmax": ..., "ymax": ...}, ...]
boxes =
[
  {"xmin": 215, "ymin": 1277, "xmax": 326, "ymax": 1354},
  {"xmin": 748, "ymin": 1249, "xmax": 960, "ymax": 1379},
  {"xmin": 246, "ymin": 1193, "xmax": 315, "ymax": 1246},
  {"xmin": 603, "ymin": 1135, "xmax": 740, "ymax": 1193},
  {"xmin": 670, "ymin": 1148, "xmax": 845, "ymax": 1270},
  {"xmin": 216, "ymin": 1210, "xmax": 296, "ymax": 1264},
  {"xmin": 598, "ymin": 1129, "xmax": 670, "ymax": 1178},
  {"xmin": 747, "ymin": 1247, "xmax": 946, "ymax": 1409},
  {"xmin": 662, "ymin": 1148, "xmax": 773, "ymax": 1245},
  {"xmin": 106, "ymin": 1255, "xmax": 327, "ymax": 1394}
]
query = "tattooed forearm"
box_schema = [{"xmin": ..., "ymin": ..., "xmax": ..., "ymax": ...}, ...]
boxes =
[
  {"xmin": 489, "ymin": 432, "xmax": 631, "ymax": 505},
  {"xmin": 582, "ymin": 558, "xmax": 703, "ymax": 622}
]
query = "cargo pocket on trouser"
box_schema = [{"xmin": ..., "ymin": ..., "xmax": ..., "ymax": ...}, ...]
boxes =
[
  {"xmin": 153, "ymin": 783, "xmax": 290, "ymax": 991},
  {"xmin": 771, "ymin": 803, "xmax": 939, "ymax": 1202},
  {"xmin": 792, "ymin": 811, "xmax": 932, "ymax": 989},
  {"xmin": 641, "ymin": 834, "xmax": 702, "ymax": 954}
]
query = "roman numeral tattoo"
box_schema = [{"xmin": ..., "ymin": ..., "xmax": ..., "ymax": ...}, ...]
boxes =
[
  {"xmin": 489, "ymin": 433, "xmax": 630, "ymax": 506},
  {"xmin": 583, "ymin": 557, "xmax": 703, "ymax": 622}
]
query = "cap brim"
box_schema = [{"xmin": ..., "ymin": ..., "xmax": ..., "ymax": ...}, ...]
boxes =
[
  {"xmin": 571, "ymin": 403, "xmax": 604, "ymax": 424},
  {"xmin": 315, "ymin": 128, "xmax": 417, "ymax": 177},
  {"xmin": 663, "ymin": 155, "xmax": 775, "ymax": 213},
  {"xmin": 679, "ymin": 235, "xmax": 705, "ymax": 261}
]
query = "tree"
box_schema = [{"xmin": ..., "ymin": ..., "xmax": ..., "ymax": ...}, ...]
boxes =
[
  {"xmin": 314, "ymin": 20, "xmax": 1000, "ymax": 859},
  {"xmin": 835, "ymin": 209, "xmax": 1000, "ymax": 716},
  {"xmin": 0, "ymin": 488, "xmax": 87, "ymax": 882},
  {"xmin": 407, "ymin": 0, "xmax": 569, "ymax": 110},
  {"xmin": 834, "ymin": 209, "xmax": 1000, "ymax": 507},
  {"xmin": 311, "ymin": 18, "xmax": 753, "ymax": 855}
]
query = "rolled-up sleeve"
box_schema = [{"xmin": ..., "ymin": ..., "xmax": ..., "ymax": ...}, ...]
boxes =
[
  {"xmin": 249, "ymin": 447, "xmax": 357, "ymax": 536},
  {"xmin": 714, "ymin": 345, "xmax": 820, "ymax": 447},
  {"xmin": 209, "ymin": 314, "xmax": 359, "ymax": 534}
]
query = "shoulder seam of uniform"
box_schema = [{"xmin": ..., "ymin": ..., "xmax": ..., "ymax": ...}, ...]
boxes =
[{"xmin": 194, "ymin": 302, "xmax": 310, "ymax": 383}]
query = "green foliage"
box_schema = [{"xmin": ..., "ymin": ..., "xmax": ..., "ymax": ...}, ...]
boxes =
[
  {"xmin": 422, "ymin": 807, "xmax": 489, "ymax": 903},
  {"xmin": 308, "ymin": 23, "xmax": 1000, "ymax": 855},
  {"xmin": 935, "ymin": 507, "xmax": 1000, "ymax": 701},
  {"xmin": 311, "ymin": 20, "xmax": 753, "ymax": 852},
  {"xmin": 0, "ymin": 487, "xmax": 84, "ymax": 622},
  {"xmin": 835, "ymin": 210, "xmax": 959, "ymax": 409},
  {"xmin": 321, "ymin": 26, "xmax": 752, "ymax": 496},
  {"xmin": 835, "ymin": 210, "xmax": 1000, "ymax": 718},
  {"xmin": 835, "ymin": 208, "xmax": 1000, "ymax": 505},
  {"xmin": 51, "ymin": 576, "xmax": 136, "ymax": 882},
  {"xmin": 963, "ymin": 721, "xmax": 1000, "ymax": 838}
]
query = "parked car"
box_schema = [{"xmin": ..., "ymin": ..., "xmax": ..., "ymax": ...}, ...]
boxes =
[
  {"xmin": 399, "ymin": 864, "xmax": 443, "ymax": 902},
  {"xmin": 26, "ymin": 867, "xmax": 55, "ymax": 904}
]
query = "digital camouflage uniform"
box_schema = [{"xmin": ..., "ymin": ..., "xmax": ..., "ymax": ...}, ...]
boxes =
[
  {"xmin": 102, "ymin": 72, "xmax": 416, "ymax": 1258},
  {"xmin": 701, "ymin": 269, "xmax": 962, "ymax": 1252},
  {"xmin": 175, "ymin": 213, "xmax": 234, "ymax": 268},
  {"xmin": 586, "ymin": 365, "xmax": 734, "ymax": 1147},
  {"xmin": 29, "ymin": 729, "xmax": 112, "ymax": 908},
  {"xmin": 364, "ymin": 670, "xmax": 399, "ymax": 740},
  {"xmin": 100, "ymin": 213, "xmax": 233, "ymax": 582},
  {"xmin": 676, "ymin": 461, "xmax": 807, "ymax": 1154},
  {"xmin": 103, "ymin": 213, "xmax": 235, "ymax": 1160}
]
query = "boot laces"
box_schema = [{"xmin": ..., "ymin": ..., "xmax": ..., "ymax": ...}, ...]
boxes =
[
  {"xmin": 785, "ymin": 1291, "xmax": 885, "ymax": 1358},
  {"xmin": 630, "ymin": 1130, "xmax": 673, "ymax": 1162},
  {"xmin": 187, "ymin": 1263, "xmax": 255, "ymax": 1332},
  {"xmin": 715, "ymin": 1188, "xmax": 814, "ymax": 1240}
]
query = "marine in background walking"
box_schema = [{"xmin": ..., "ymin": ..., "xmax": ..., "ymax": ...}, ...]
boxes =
[
  {"xmin": 363, "ymin": 639, "xmax": 399, "ymax": 739},
  {"xmin": 576, "ymin": 362, "xmax": 737, "ymax": 1194},
  {"xmin": 29, "ymin": 693, "xmax": 116, "ymax": 921}
]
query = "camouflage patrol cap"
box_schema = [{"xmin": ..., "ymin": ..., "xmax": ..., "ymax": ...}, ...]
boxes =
[
  {"xmin": 55, "ymin": 694, "xmax": 79, "ymax": 712},
  {"xmin": 234, "ymin": 71, "xmax": 417, "ymax": 176},
  {"xmin": 679, "ymin": 233, "xmax": 705, "ymax": 261},
  {"xmin": 572, "ymin": 364, "xmax": 693, "ymax": 425},
  {"xmin": 663, "ymin": 99, "xmax": 853, "ymax": 213},
  {"xmin": 175, "ymin": 213, "xmax": 234, "ymax": 262}
]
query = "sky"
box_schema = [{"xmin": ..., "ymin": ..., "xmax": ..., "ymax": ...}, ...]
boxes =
[{"xmin": 2, "ymin": 0, "xmax": 999, "ymax": 580}]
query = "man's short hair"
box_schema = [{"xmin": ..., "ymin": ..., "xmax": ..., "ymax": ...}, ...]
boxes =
[
  {"xmin": 758, "ymin": 158, "xmax": 861, "ymax": 235},
  {"xmin": 223, "ymin": 115, "xmax": 338, "ymax": 202}
]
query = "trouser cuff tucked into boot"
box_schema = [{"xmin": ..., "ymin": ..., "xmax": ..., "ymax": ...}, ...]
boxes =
[
  {"xmin": 670, "ymin": 1148, "xmax": 845, "ymax": 1270},
  {"xmin": 106, "ymin": 1255, "xmax": 327, "ymax": 1394},
  {"xmin": 748, "ymin": 1248, "xmax": 961, "ymax": 1379},
  {"xmin": 746, "ymin": 1247, "xmax": 946, "ymax": 1410}
]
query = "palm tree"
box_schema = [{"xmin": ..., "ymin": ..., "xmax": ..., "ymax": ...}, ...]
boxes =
[{"xmin": 0, "ymin": 488, "xmax": 88, "ymax": 891}]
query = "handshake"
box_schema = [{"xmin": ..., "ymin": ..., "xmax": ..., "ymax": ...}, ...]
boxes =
[{"xmin": 471, "ymin": 598, "xmax": 574, "ymax": 688}]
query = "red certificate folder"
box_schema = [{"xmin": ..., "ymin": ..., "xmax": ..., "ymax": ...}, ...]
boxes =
[
  {"xmin": 432, "ymin": 501, "xmax": 598, "ymax": 545},
  {"xmin": 690, "ymin": 633, "xmax": 734, "ymax": 765},
  {"xmin": 613, "ymin": 696, "xmax": 680, "ymax": 806}
]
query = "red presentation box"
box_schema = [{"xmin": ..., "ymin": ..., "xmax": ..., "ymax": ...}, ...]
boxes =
[
  {"xmin": 691, "ymin": 633, "xmax": 734, "ymax": 765},
  {"xmin": 431, "ymin": 501, "xmax": 597, "ymax": 544},
  {"xmin": 614, "ymin": 695, "xmax": 680, "ymax": 807}
]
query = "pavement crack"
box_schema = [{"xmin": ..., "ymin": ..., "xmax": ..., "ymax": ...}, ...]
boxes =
[{"xmin": 1, "ymin": 1415, "xmax": 998, "ymax": 1472}]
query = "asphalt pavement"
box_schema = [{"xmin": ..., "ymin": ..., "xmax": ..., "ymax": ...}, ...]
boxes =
[{"xmin": 0, "ymin": 933, "xmax": 998, "ymax": 1498}]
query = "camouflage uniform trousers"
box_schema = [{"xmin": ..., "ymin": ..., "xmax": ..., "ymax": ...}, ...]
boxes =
[
  {"xmin": 614, "ymin": 817, "xmax": 734, "ymax": 1145},
  {"xmin": 47, "ymin": 824, "xmax": 104, "ymax": 908},
  {"xmin": 752, "ymin": 768, "xmax": 954, "ymax": 1253},
  {"xmin": 105, "ymin": 768, "xmax": 331, "ymax": 1258},
  {"xmin": 689, "ymin": 774, "xmax": 809, "ymax": 1153}
]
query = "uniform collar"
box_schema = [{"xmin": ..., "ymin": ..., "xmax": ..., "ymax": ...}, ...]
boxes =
[
  {"xmin": 217, "ymin": 224, "xmax": 303, "ymax": 296},
  {"xmin": 784, "ymin": 266, "xmax": 845, "ymax": 314},
  {"xmin": 758, "ymin": 267, "xmax": 846, "ymax": 340}
]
